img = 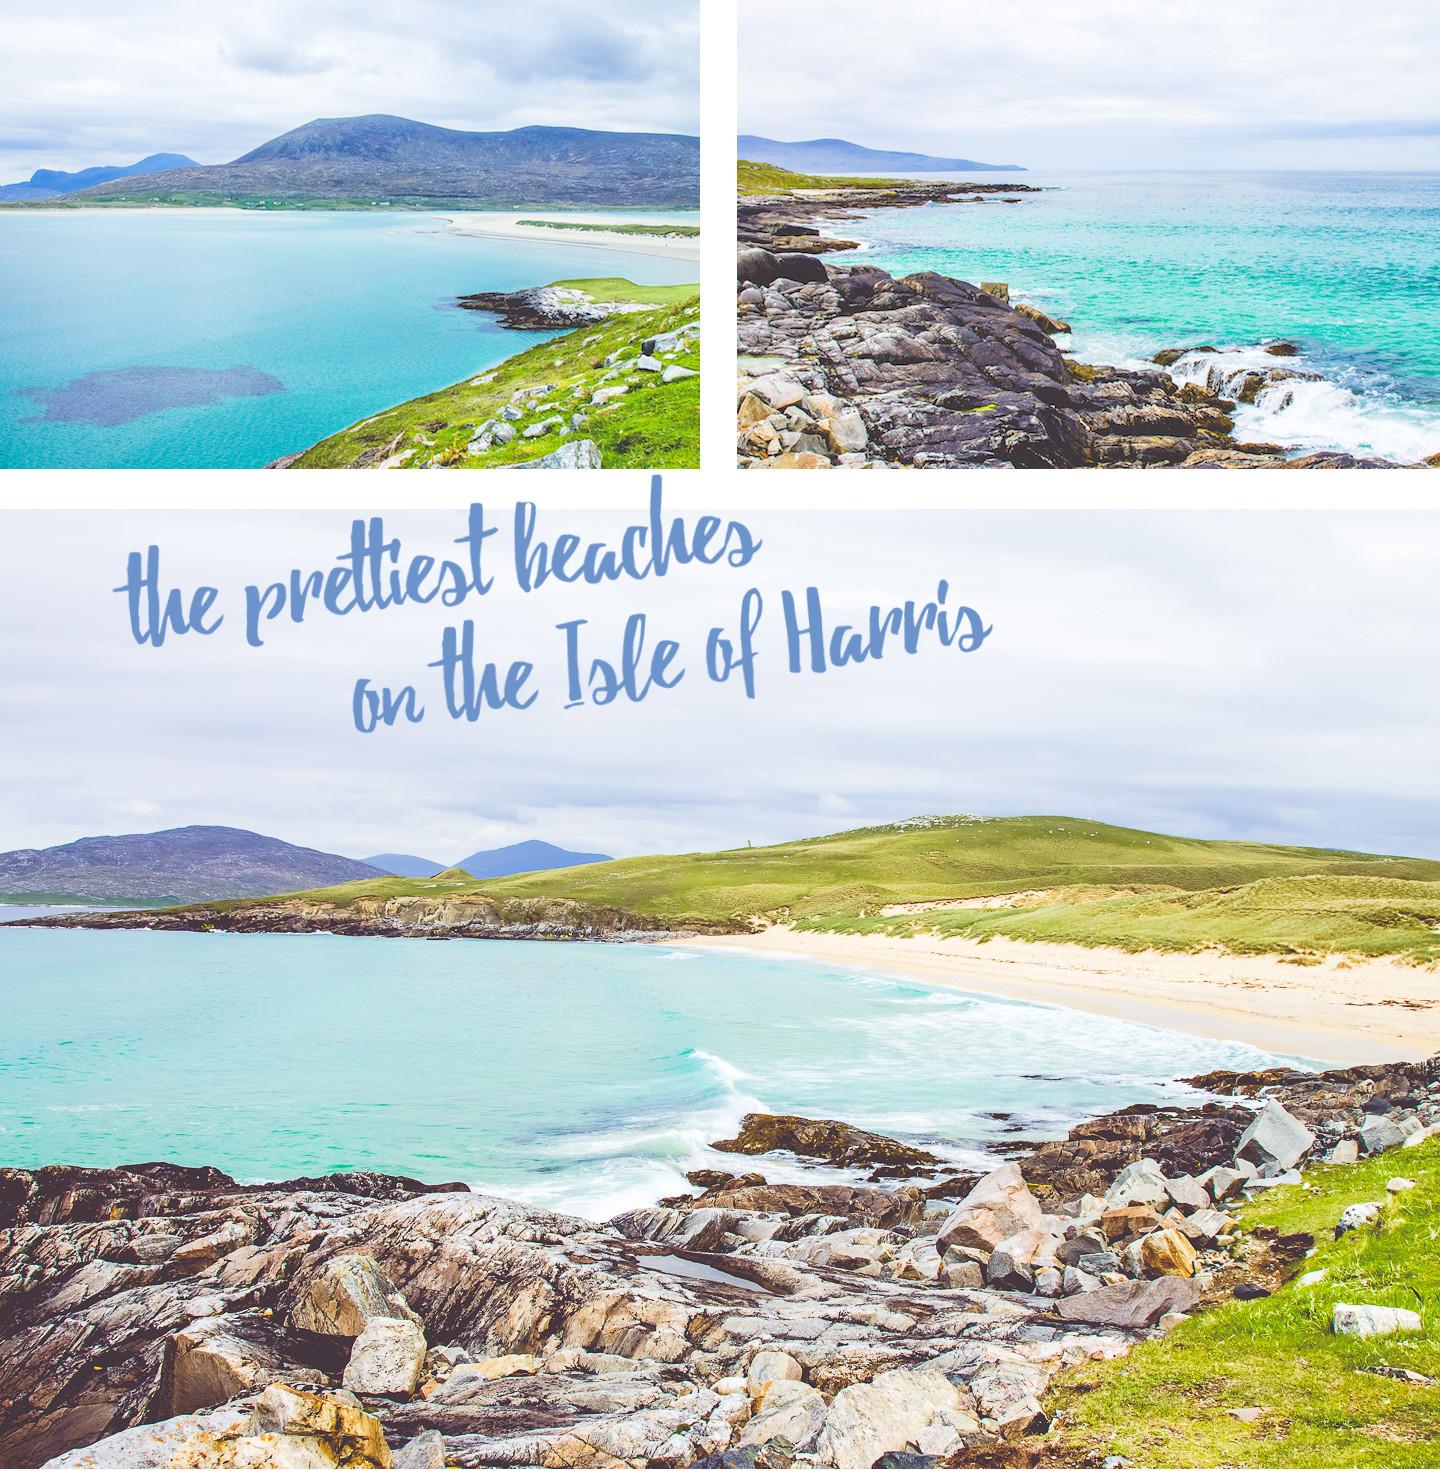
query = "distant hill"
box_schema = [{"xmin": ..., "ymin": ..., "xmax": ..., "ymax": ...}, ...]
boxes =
[
  {"xmin": 63, "ymin": 116, "xmax": 698, "ymax": 207},
  {"xmin": 362, "ymin": 853, "xmax": 445, "ymax": 878},
  {"xmin": 738, "ymin": 135, "xmax": 1023, "ymax": 174},
  {"xmin": 0, "ymin": 825, "xmax": 386, "ymax": 904},
  {"xmin": 455, "ymin": 840, "xmax": 612, "ymax": 879},
  {"xmin": 0, "ymin": 153, "xmax": 197, "ymax": 202}
]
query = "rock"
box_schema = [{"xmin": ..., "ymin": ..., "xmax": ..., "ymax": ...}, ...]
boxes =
[
  {"xmin": 1296, "ymin": 1269, "xmax": 1328, "ymax": 1287},
  {"xmin": 1233, "ymin": 1282, "xmax": 1270, "ymax": 1301},
  {"xmin": 1062, "ymin": 1266, "xmax": 1101, "ymax": 1295},
  {"xmin": 1332, "ymin": 1303, "xmax": 1422, "ymax": 1337},
  {"xmin": 1106, "ymin": 1160, "xmax": 1170, "ymax": 1209},
  {"xmin": 1265, "ymin": 342, "xmax": 1301, "ymax": 356},
  {"xmin": 1179, "ymin": 1208, "xmax": 1234, "ymax": 1245},
  {"xmin": 514, "ymin": 439, "xmax": 603, "ymax": 470},
  {"xmin": 1014, "ymin": 302, "xmax": 1071, "ymax": 335},
  {"xmin": 1360, "ymin": 1116, "xmax": 1407, "ymax": 1154},
  {"xmin": 343, "ymin": 1316, "xmax": 427, "ymax": 1397},
  {"xmin": 815, "ymin": 1368, "xmax": 969, "ymax": 1469},
  {"xmin": 1234, "ymin": 1100, "xmax": 1314, "ymax": 1173},
  {"xmin": 291, "ymin": 1254, "xmax": 419, "ymax": 1338},
  {"xmin": 392, "ymin": 1429, "xmax": 446, "ymax": 1468},
  {"xmin": 980, "ymin": 282, "xmax": 1011, "ymax": 303},
  {"xmin": 986, "ymin": 1229, "xmax": 1060, "ymax": 1291},
  {"xmin": 1335, "ymin": 1202, "xmax": 1383, "ymax": 1237},
  {"xmin": 941, "ymin": 1259, "xmax": 984, "ymax": 1290},
  {"xmin": 744, "ymin": 378, "xmax": 809, "ymax": 412},
  {"xmin": 1140, "ymin": 1228, "xmax": 1200, "ymax": 1278},
  {"xmin": 1100, "ymin": 1205, "xmax": 1164, "ymax": 1242},
  {"xmin": 1198, "ymin": 1165, "xmax": 1252, "ymax": 1202},
  {"xmin": 711, "ymin": 1112, "xmax": 941, "ymax": 1173},
  {"xmin": 457, "ymin": 1353, "xmax": 542, "ymax": 1380},
  {"xmin": 747, "ymin": 1350, "xmax": 803, "ymax": 1398},
  {"xmin": 635, "ymin": 355, "xmax": 663, "ymax": 372},
  {"xmin": 822, "ymin": 407, "xmax": 869, "ymax": 454},
  {"xmin": 44, "ymin": 1385, "xmax": 392, "ymax": 1469},
  {"xmin": 1164, "ymin": 1175, "xmax": 1210, "ymax": 1213},
  {"xmin": 937, "ymin": 1164, "xmax": 1044, "ymax": 1254},
  {"xmin": 662, "ymin": 366, "xmax": 698, "ymax": 382},
  {"xmin": 738, "ymin": 248, "xmax": 782, "ymax": 287},
  {"xmin": 1387, "ymin": 1177, "xmax": 1417, "ymax": 1193},
  {"xmin": 169, "ymin": 1319, "xmax": 294, "ymax": 1415},
  {"xmin": 590, "ymin": 385, "xmax": 629, "ymax": 405},
  {"xmin": 737, "ymin": 1380, "xmax": 826, "ymax": 1449},
  {"xmin": 1324, "ymin": 1139, "xmax": 1359, "ymax": 1165},
  {"xmin": 774, "ymin": 253, "xmax": 828, "ymax": 285},
  {"xmin": 1054, "ymin": 1277, "xmax": 1201, "ymax": 1329}
]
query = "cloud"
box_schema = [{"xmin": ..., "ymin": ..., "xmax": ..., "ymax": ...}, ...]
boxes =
[
  {"xmin": 2, "ymin": 508, "xmax": 1440, "ymax": 867},
  {"xmin": 738, "ymin": 0, "xmax": 1440, "ymax": 169},
  {"xmin": 0, "ymin": 0, "xmax": 697, "ymax": 179}
]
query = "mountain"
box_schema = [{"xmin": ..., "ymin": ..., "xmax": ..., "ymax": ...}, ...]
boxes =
[
  {"xmin": 0, "ymin": 825, "xmax": 386, "ymax": 904},
  {"xmin": 0, "ymin": 153, "xmax": 197, "ymax": 202},
  {"xmin": 737, "ymin": 135, "xmax": 1023, "ymax": 174},
  {"xmin": 455, "ymin": 840, "xmax": 612, "ymax": 880},
  {"xmin": 66, "ymin": 116, "xmax": 698, "ymax": 207},
  {"xmin": 361, "ymin": 853, "xmax": 445, "ymax": 878}
]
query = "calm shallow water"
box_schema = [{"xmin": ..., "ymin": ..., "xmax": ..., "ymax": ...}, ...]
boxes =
[
  {"xmin": 0, "ymin": 210, "xmax": 698, "ymax": 468},
  {"xmin": 0, "ymin": 914, "xmax": 1300, "ymax": 1219},
  {"xmin": 843, "ymin": 170, "xmax": 1440, "ymax": 462}
]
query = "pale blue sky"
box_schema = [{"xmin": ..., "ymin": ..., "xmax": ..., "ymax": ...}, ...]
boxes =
[
  {"xmin": 2, "ymin": 507, "xmax": 1439, "ymax": 866},
  {"xmin": 0, "ymin": 1, "xmax": 698, "ymax": 182},
  {"xmin": 740, "ymin": 0, "xmax": 1440, "ymax": 172}
]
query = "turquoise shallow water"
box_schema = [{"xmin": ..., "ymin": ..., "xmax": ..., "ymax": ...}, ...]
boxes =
[
  {"xmin": 0, "ymin": 210, "xmax": 698, "ymax": 469},
  {"xmin": 846, "ymin": 171, "xmax": 1440, "ymax": 462},
  {"xmin": 0, "ymin": 913, "xmax": 1299, "ymax": 1219}
]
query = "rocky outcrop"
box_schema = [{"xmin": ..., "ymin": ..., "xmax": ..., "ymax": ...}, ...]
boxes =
[
  {"xmin": 5, "ymin": 1055, "xmax": 1435, "ymax": 1468},
  {"xmin": 13, "ymin": 892, "xmax": 746, "ymax": 943},
  {"xmin": 737, "ymin": 187, "xmax": 1431, "ymax": 470},
  {"xmin": 710, "ymin": 1113, "xmax": 944, "ymax": 1177},
  {"xmin": 458, "ymin": 285, "xmax": 651, "ymax": 331}
]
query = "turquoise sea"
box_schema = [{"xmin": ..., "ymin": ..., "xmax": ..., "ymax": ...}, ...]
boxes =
[
  {"xmin": 845, "ymin": 171, "xmax": 1440, "ymax": 462},
  {"xmin": 0, "ymin": 210, "xmax": 698, "ymax": 469},
  {"xmin": 0, "ymin": 910, "xmax": 1299, "ymax": 1219}
]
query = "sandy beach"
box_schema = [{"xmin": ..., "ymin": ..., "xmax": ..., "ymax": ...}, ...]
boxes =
[
  {"xmin": 686, "ymin": 927, "xmax": 1440, "ymax": 1065},
  {"xmin": 438, "ymin": 211, "xmax": 699, "ymax": 261}
]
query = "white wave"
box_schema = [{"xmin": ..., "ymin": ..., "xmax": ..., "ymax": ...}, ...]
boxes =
[{"xmin": 1166, "ymin": 344, "xmax": 1440, "ymax": 463}]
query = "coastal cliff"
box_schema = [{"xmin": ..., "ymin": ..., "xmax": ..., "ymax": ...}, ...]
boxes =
[
  {"xmin": 736, "ymin": 183, "xmax": 1425, "ymax": 470},
  {"xmin": 2, "ymin": 1056, "xmax": 1434, "ymax": 1468}
]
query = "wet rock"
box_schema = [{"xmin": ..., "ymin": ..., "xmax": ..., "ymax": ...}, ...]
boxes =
[{"xmin": 711, "ymin": 1113, "xmax": 942, "ymax": 1174}]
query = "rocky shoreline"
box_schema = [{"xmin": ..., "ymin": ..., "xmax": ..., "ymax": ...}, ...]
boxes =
[
  {"xmin": 7, "ymin": 894, "xmax": 732, "ymax": 943},
  {"xmin": 456, "ymin": 285, "xmax": 654, "ymax": 332},
  {"xmin": 737, "ymin": 185, "xmax": 1428, "ymax": 470},
  {"xmin": 3, "ymin": 1054, "xmax": 1433, "ymax": 1468}
]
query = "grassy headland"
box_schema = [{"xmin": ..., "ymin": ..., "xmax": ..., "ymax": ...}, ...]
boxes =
[
  {"xmin": 515, "ymin": 219, "xmax": 699, "ymax": 238},
  {"xmin": 1042, "ymin": 1136, "xmax": 1440, "ymax": 1467},
  {"xmin": 179, "ymin": 816, "xmax": 1440, "ymax": 962},
  {"xmin": 738, "ymin": 159, "xmax": 910, "ymax": 195},
  {"xmin": 288, "ymin": 279, "xmax": 698, "ymax": 469}
]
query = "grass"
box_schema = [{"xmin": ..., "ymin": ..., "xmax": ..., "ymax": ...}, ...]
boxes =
[
  {"xmin": 289, "ymin": 281, "xmax": 698, "ymax": 469},
  {"xmin": 516, "ymin": 219, "xmax": 699, "ymax": 238},
  {"xmin": 738, "ymin": 158, "xmax": 911, "ymax": 195},
  {"xmin": 1044, "ymin": 1137, "xmax": 1440, "ymax": 1467},
  {"xmin": 185, "ymin": 815, "xmax": 1440, "ymax": 960}
]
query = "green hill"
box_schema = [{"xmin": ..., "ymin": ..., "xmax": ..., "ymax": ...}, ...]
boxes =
[
  {"xmin": 738, "ymin": 158, "xmax": 910, "ymax": 195},
  {"xmin": 217, "ymin": 816, "xmax": 1440, "ymax": 961},
  {"xmin": 287, "ymin": 282, "xmax": 698, "ymax": 469}
]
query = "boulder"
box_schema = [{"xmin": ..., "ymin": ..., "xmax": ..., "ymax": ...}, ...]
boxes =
[
  {"xmin": 743, "ymin": 379, "xmax": 810, "ymax": 413},
  {"xmin": 816, "ymin": 1368, "xmax": 969, "ymax": 1468},
  {"xmin": 737, "ymin": 248, "xmax": 782, "ymax": 287},
  {"xmin": 169, "ymin": 1319, "xmax": 293, "ymax": 1415},
  {"xmin": 1140, "ymin": 1228, "xmax": 1200, "ymax": 1278},
  {"xmin": 1388, "ymin": 1177, "xmax": 1417, "ymax": 1194},
  {"xmin": 1332, "ymin": 1304, "xmax": 1422, "ymax": 1337},
  {"xmin": 290, "ymin": 1254, "xmax": 419, "ymax": 1338},
  {"xmin": 1335, "ymin": 1202, "xmax": 1383, "ymax": 1237},
  {"xmin": 1234, "ymin": 1101, "xmax": 1314, "ymax": 1173},
  {"xmin": 1359, "ymin": 1116, "xmax": 1407, "ymax": 1155},
  {"xmin": 44, "ymin": 1385, "xmax": 392, "ymax": 1469},
  {"xmin": 736, "ymin": 1379, "xmax": 826, "ymax": 1448},
  {"xmin": 514, "ymin": 439, "xmax": 603, "ymax": 470},
  {"xmin": 985, "ymin": 1229, "xmax": 1060, "ymax": 1291},
  {"xmin": 1164, "ymin": 1175, "xmax": 1211, "ymax": 1213},
  {"xmin": 747, "ymin": 1350, "xmax": 803, "ymax": 1399},
  {"xmin": 343, "ymin": 1317, "xmax": 427, "ymax": 1398},
  {"xmin": 1100, "ymin": 1205, "xmax": 1163, "ymax": 1242},
  {"xmin": 774, "ymin": 253, "xmax": 829, "ymax": 285},
  {"xmin": 937, "ymin": 1164, "xmax": 1044, "ymax": 1254},
  {"xmin": 1324, "ymin": 1139, "xmax": 1359, "ymax": 1165},
  {"xmin": 1105, "ymin": 1161, "xmax": 1170, "ymax": 1209},
  {"xmin": 1054, "ymin": 1277, "xmax": 1200, "ymax": 1329},
  {"xmin": 392, "ymin": 1430, "xmax": 446, "ymax": 1468},
  {"xmin": 1198, "ymin": 1165, "xmax": 1252, "ymax": 1202}
]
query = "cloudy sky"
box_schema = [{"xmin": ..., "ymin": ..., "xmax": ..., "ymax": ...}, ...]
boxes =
[
  {"xmin": 0, "ymin": 0, "xmax": 697, "ymax": 182},
  {"xmin": 740, "ymin": 0, "xmax": 1439, "ymax": 171},
  {"xmin": 3, "ymin": 505, "xmax": 1440, "ymax": 867}
]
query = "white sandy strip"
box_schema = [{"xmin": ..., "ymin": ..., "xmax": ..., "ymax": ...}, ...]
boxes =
[
  {"xmin": 437, "ymin": 212, "xmax": 699, "ymax": 262},
  {"xmin": 683, "ymin": 926, "xmax": 1440, "ymax": 1066}
]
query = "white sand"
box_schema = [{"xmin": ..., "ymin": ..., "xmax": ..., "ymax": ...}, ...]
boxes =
[
  {"xmin": 438, "ymin": 212, "xmax": 699, "ymax": 262},
  {"xmin": 684, "ymin": 927, "xmax": 1440, "ymax": 1066}
]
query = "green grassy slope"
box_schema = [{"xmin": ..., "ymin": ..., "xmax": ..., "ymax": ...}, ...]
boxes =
[
  {"xmin": 289, "ymin": 281, "xmax": 698, "ymax": 469},
  {"xmin": 738, "ymin": 159, "xmax": 910, "ymax": 195},
  {"xmin": 516, "ymin": 219, "xmax": 699, "ymax": 238},
  {"xmin": 1045, "ymin": 1137, "xmax": 1440, "ymax": 1467},
  {"xmin": 233, "ymin": 816, "xmax": 1440, "ymax": 959}
]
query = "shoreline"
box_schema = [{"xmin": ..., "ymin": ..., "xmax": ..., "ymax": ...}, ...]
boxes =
[
  {"xmin": 682, "ymin": 926, "xmax": 1439, "ymax": 1066},
  {"xmin": 438, "ymin": 210, "xmax": 700, "ymax": 261}
]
